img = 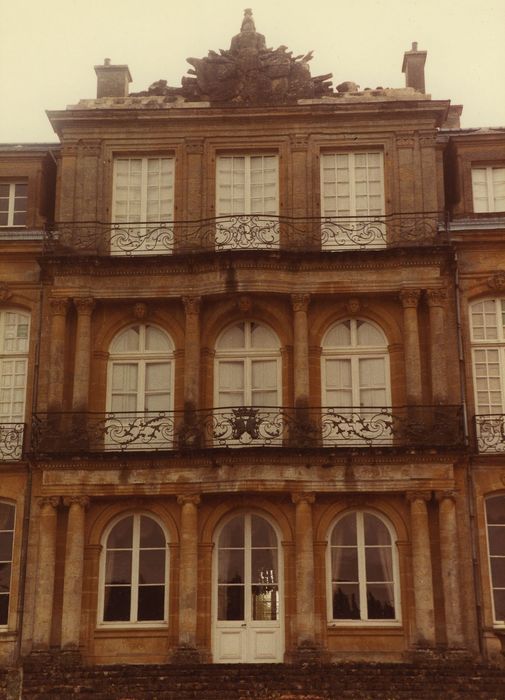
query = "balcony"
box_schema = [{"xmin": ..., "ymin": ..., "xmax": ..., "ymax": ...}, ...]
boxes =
[
  {"xmin": 43, "ymin": 212, "xmax": 447, "ymax": 257},
  {"xmin": 475, "ymin": 414, "xmax": 505, "ymax": 453},
  {"xmin": 30, "ymin": 405, "xmax": 464, "ymax": 456},
  {"xmin": 0, "ymin": 423, "xmax": 25, "ymax": 461}
]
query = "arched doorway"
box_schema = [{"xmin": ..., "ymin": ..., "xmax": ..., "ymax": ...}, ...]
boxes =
[{"xmin": 213, "ymin": 512, "xmax": 283, "ymax": 663}]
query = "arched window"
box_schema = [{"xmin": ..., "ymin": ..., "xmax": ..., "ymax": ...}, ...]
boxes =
[
  {"xmin": 99, "ymin": 513, "xmax": 168, "ymax": 624},
  {"xmin": 327, "ymin": 510, "xmax": 400, "ymax": 624},
  {"xmin": 214, "ymin": 322, "xmax": 281, "ymax": 446},
  {"xmin": 322, "ymin": 319, "xmax": 390, "ymax": 408},
  {"xmin": 485, "ymin": 495, "xmax": 505, "ymax": 625},
  {"xmin": 0, "ymin": 502, "xmax": 15, "ymax": 626},
  {"xmin": 106, "ymin": 324, "xmax": 174, "ymax": 449}
]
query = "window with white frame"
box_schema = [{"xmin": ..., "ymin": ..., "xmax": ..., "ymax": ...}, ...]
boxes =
[
  {"xmin": 0, "ymin": 311, "xmax": 30, "ymax": 425},
  {"xmin": 321, "ymin": 152, "xmax": 385, "ymax": 249},
  {"xmin": 485, "ymin": 494, "xmax": 505, "ymax": 625},
  {"xmin": 328, "ymin": 510, "xmax": 400, "ymax": 623},
  {"xmin": 99, "ymin": 513, "xmax": 168, "ymax": 624},
  {"xmin": 107, "ymin": 324, "xmax": 174, "ymax": 449},
  {"xmin": 112, "ymin": 157, "xmax": 175, "ymax": 253},
  {"xmin": 0, "ymin": 184, "xmax": 27, "ymax": 228},
  {"xmin": 216, "ymin": 155, "xmax": 279, "ymax": 248},
  {"xmin": 472, "ymin": 167, "xmax": 505, "ymax": 213},
  {"xmin": 470, "ymin": 299, "xmax": 505, "ymax": 417},
  {"xmin": 0, "ymin": 502, "xmax": 15, "ymax": 626}
]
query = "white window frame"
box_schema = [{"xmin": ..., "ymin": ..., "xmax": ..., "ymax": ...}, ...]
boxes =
[
  {"xmin": 472, "ymin": 166, "xmax": 505, "ymax": 213},
  {"xmin": 98, "ymin": 511, "xmax": 169, "ymax": 627},
  {"xmin": 216, "ymin": 155, "xmax": 279, "ymax": 217},
  {"xmin": 326, "ymin": 509, "xmax": 401, "ymax": 627},
  {"xmin": 0, "ymin": 183, "xmax": 27, "ymax": 228},
  {"xmin": 485, "ymin": 494, "xmax": 505, "ymax": 627},
  {"xmin": 470, "ymin": 298, "xmax": 505, "ymax": 416},
  {"xmin": 0, "ymin": 501, "xmax": 15, "ymax": 628},
  {"xmin": 0, "ymin": 310, "xmax": 30, "ymax": 424}
]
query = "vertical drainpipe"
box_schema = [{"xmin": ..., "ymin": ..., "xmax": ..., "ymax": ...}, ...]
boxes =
[{"xmin": 453, "ymin": 241, "xmax": 484, "ymax": 656}]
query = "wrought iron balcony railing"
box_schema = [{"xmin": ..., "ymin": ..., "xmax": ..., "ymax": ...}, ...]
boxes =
[
  {"xmin": 31, "ymin": 406, "xmax": 463, "ymax": 455},
  {"xmin": 43, "ymin": 213, "xmax": 447, "ymax": 257},
  {"xmin": 0, "ymin": 423, "xmax": 25, "ymax": 461},
  {"xmin": 475, "ymin": 414, "xmax": 505, "ymax": 453}
]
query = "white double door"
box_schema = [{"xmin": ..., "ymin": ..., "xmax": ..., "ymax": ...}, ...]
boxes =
[{"xmin": 213, "ymin": 513, "xmax": 283, "ymax": 663}]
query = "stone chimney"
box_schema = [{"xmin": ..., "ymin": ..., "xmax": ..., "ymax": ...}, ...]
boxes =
[
  {"xmin": 94, "ymin": 58, "xmax": 132, "ymax": 98},
  {"xmin": 402, "ymin": 42, "xmax": 427, "ymax": 93}
]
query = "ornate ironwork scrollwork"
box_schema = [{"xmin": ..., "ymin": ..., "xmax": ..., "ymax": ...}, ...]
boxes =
[
  {"xmin": 475, "ymin": 415, "xmax": 505, "ymax": 453},
  {"xmin": 0, "ymin": 424, "xmax": 24, "ymax": 461}
]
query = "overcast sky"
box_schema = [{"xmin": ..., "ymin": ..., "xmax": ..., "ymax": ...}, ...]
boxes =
[{"xmin": 1, "ymin": 0, "xmax": 504, "ymax": 142}]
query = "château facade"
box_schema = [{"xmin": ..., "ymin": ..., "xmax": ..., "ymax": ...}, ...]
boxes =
[{"xmin": 0, "ymin": 10, "xmax": 504, "ymax": 670}]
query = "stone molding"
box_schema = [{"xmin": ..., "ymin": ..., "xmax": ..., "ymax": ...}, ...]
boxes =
[
  {"xmin": 49, "ymin": 297, "xmax": 70, "ymax": 316},
  {"xmin": 182, "ymin": 296, "xmax": 201, "ymax": 315},
  {"xmin": 185, "ymin": 138, "xmax": 204, "ymax": 155},
  {"xmin": 426, "ymin": 288, "xmax": 447, "ymax": 307},
  {"xmin": 289, "ymin": 134, "xmax": 309, "ymax": 151},
  {"xmin": 346, "ymin": 297, "xmax": 361, "ymax": 315},
  {"xmin": 38, "ymin": 496, "xmax": 61, "ymax": 509},
  {"xmin": 396, "ymin": 133, "xmax": 416, "ymax": 148},
  {"xmin": 435, "ymin": 490, "xmax": 457, "ymax": 503},
  {"xmin": 177, "ymin": 494, "xmax": 201, "ymax": 506},
  {"xmin": 63, "ymin": 496, "xmax": 90, "ymax": 509},
  {"xmin": 487, "ymin": 271, "xmax": 505, "ymax": 292},
  {"xmin": 237, "ymin": 295, "xmax": 253, "ymax": 313},
  {"xmin": 291, "ymin": 293, "xmax": 310, "ymax": 312},
  {"xmin": 74, "ymin": 297, "xmax": 95, "ymax": 315},
  {"xmin": 133, "ymin": 302, "xmax": 148, "ymax": 320},
  {"xmin": 291, "ymin": 492, "xmax": 315, "ymax": 505},
  {"xmin": 406, "ymin": 491, "xmax": 432, "ymax": 503},
  {"xmin": 399, "ymin": 289, "xmax": 421, "ymax": 308},
  {"xmin": 0, "ymin": 282, "xmax": 13, "ymax": 302}
]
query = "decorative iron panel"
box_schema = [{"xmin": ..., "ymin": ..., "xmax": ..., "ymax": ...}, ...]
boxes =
[
  {"xmin": 475, "ymin": 415, "xmax": 505, "ymax": 453},
  {"xmin": 0, "ymin": 423, "xmax": 25, "ymax": 461}
]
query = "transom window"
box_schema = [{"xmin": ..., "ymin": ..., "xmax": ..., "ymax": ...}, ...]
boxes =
[
  {"xmin": 328, "ymin": 510, "xmax": 400, "ymax": 623},
  {"xmin": 322, "ymin": 319, "xmax": 390, "ymax": 408},
  {"xmin": 100, "ymin": 513, "xmax": 168, "ymax": 624},
  {"xmin": 0, "ymin": 183, "xmax": 27, "ymax": 227},
  {"xmin": 0, "ymin": 311, "xmax": 30, "ymax": 424},
  {"xmin": 485, "ymin": 495, "xmax": 505, "ymax": 625},
  {"xmin": 215, "ymin": 322, "xmax": 281, "ymax": 408},
  {"xmin": 472, "ymin": 167, "xmax": 505, "ymax": 213},
  {"xmin": 0, "ymin": 502, "xmax": 15, "ymax": 626}
]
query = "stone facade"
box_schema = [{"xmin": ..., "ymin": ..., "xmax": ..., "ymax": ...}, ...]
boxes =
[{"xmin": 0, "ymin": 10, "xmax": 504, "ymax": 675}]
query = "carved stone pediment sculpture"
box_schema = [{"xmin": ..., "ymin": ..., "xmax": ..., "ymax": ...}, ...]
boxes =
[{"xmin": 133, "ymin": 9, "xmax": 333, "ymax": 105}]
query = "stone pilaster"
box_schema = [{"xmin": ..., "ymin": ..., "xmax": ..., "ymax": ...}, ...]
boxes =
[
  {"xmin": 399, "ymin": 289, "xmax": 423, "ymax": 404},
  {"xmin": 176, "ymin": 494, "xmax": 201, "ymax": 661},
  {"xmin": 32, "ymin": 497, "xmax": 60, "ymax": 650},
  {"xmin": 182, "ymin": 297, "xmax": 201, "ymax": 411},
  {"xmin": 426, "ymin": 289, "xmax": 448, "ymax": 403},
  {"xmin": 61, "ymin": 497, "xmax": 89, "ymax": 651},
  {"xmin": 72, "ymin": 298, "xmax": 95, "ymax": 411},
  {"xmin": 291, "ymin": 294, "xmax": 310, "ymax": 407},
  {"xmin": 292, "ymin": 493, "xmax": 317, "ymax": 650},
  {"xmin": 407, "ymin": 491, "xmax": 435, "ymax": 647},
  {"xmin": 436, "ymin": 491, "xmax": 465, "ymax": 648},
  {"xmin": 48, "ymin": 298, "xmax": 70, "ymax": 411}
]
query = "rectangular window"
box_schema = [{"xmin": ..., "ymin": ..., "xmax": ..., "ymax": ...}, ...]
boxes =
[
  {"xmin": 472, "ymin": 167, "xmax": 505, "ymax": 213},
  {"xmin": 321, "ymin": 152, "xmax": 385, "ymax": 249},
  {"xmin": 0, "ymin": 183, "xmax": 27, "ymax": 227},
  {"xmin": 216, "ymin": 155, "xmax": 279, "ymax": 249},
  {"xmin": 112, "ymin": 157, "xmax": 174, "ymax": 254}
]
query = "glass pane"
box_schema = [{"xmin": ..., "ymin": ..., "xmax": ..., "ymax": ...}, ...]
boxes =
[
  {"xmin": 365, "ymin": 547, "xmax": 392, "ymax": 582},
  {"xmin": 251, "ymin": 549, "xmax": 277, "ymax": 584},
  {"xmin": 111, "ymin": 327, "xmax": 140, "ymax": 353},
  {"xmin": 219, "ymin": 362, "xmax": 244, "ymax": 392},
  {"xmin": 494, "ymin": 590, "xmax": 505, "ymax": 622},
  {"xmin": 145, "ymin": 363, "xmax": 171, "ymax": 392},
  {"xmin": 0, "ymin": 533, "xmax": 13, "ymax": 561},
  {"xmin": 0, "ymin": 505, "xmax": 14, "ymax": 531},
  {"xmin": 139, "ymin": 550, "xmax": 165, "ymax": 585},
  {"xmin": 490, "ymin": 557, "xmax": 505, "ymax": 587},
  {"xmin": 0, "ymin": 594, "xmax": 8, "ymax": 625},
  {"xmin": 145, "ymin": 326, "xmax": 172, "ymax": 352},
  {"xmin": 325, "ymin": 322, "xmax": 351, "ymax": 347},
  {"xmin": 356, "ymin": 321, "xmax": 385, "ymax": 346},
  {"xmin": 252, "ymin": 585, "xmax": 278, "ymax": 620},
  {"xmin": 325, "ymin": 359, "xmax": 352, "ymax": 390},
  {"xmin": 112, "ymin": 364, "xmax": 138, "ymax": 393},
  {"xmin": 251, "ymin": 516, "xmax": 277, "ymax": 548},
  {"xmin": 488, "ymin": 526, "xmax": 505, "ymax": 556},
  {"xmin": 107, "ymin": 517, "xmax": 133, "ymax": 549},
  {"xmin": 103, "ymin": 586, "xmax": 131, "ymax": 622},
  {"xmin": 138, "ymin": 585, "xmax": 165, "ymax": 621},
  {"xmin": 219, "ymin": 516, "xmax": 244, "ymax": 548},
  {"xmin": 331, "ymin": 547, "xmax": 358, "ymax": 582},
  {"xmin": 217, "ymin": 324, "xmax": 245, "ymax": 349},
  {"xmin": 364, "ymin": 514, "xmax": 391, "ymax": 545},
  {"xmin": 139, "ymin": 516, "xmax": 166, "ymax": 547},
  {"xmin": 218, "ymin": 550, "xmax": 244, "ymax": 584},
  {"xmin": 218, "ymin": 586, "xmax": 244, "ymax": 620},
  {"xmin": 250, "ymin": 323, "xmax": 278, "ymax": 349},
  {"xmin": 332, "ymin": 583, "xmax": 360, "ymax": 619},
  {"xmin": 366, "ymin": 583, "xmax": 395, "ymax": 619},
  {"xmin": 486, "ymin": 496, "xmax": 505, "ymax": 525},
  {"xmin": 331, "ymin": 514, "xmax": 357, "ymax": 546},
  {"xmin": 252, "ymin": 361, "xmax": 276, "ymax": 391},
  {"xmin": 0, "ymin": 564, "xmax": 10, "ymax": 593},
  {"xmin": 105, "ymin": 551, "xmax": 132, "ymax": 585}
]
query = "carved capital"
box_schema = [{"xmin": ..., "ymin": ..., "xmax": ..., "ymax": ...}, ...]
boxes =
[
  {"xmin": 238, "ymin": 295, "xmax": 253, "ymax": 313},
  {"xmin": 399, "ymin": 289, "xmax": 421, "ymax": 308},
  {"xmin": 291, "ymin": 492, "xmax": 315, "ymax": 505},
  {"xmin": 177, "ymin": 494, "xmax": 201, "ymax": 507},
  {"xmin": 133, "ymin": 302, "xmax": 148, "ymax": 320},
  {"xmin": 0, "ymin": 282, "xmax": 13, "ymax": 302},
  {"xmin": 185, "ymin": 138, "xmax": 204, "ymax": 155},
  {"xmin": 426, "ymin": 288, "xmax": 447, "ymax": 307},
  {"xmin": 435, "ymin": 490, "xmax": 457, "ymax": 504},
  {"xmin": 291, "ymin": 294, "xmax": 310, "ymax": 313},
  {"xmin": 182, "ymin": 296, "xmax": 201, "ymax": 316},
  {"xmin": 419, "ymin": 133, "xmax": 437, "ymax": 147},
  {"xmin": 38, "ymin": 496, "xmax": 61, "ymax": 509},
  {"xmin": 406, "ymin": 491, "xmax": 432, "ymax": 504},
  {"xmin": 74, "ymin": 297, "xmax": 95, "ymax": 316},
  {"xmin": 396, "ymin": 133, "xmax": 415, "ymax": 148},
  {"xmin": 487, "ymin": 271, "xmax": 505, "ymax": 292},
  {"xmin": 63, "ymin": 496, "xmax": 90, "ymax": 509},
  {"xmin": 289, "ymin": 134, "xmax": 309, "ymax": 151},
  {"xmin": 346, "ymin": 297, "xmax": 361, "ymax": 315},
  {"xmin": 49, "ymin": 297, "xmax": 70, "ymax": 316}
]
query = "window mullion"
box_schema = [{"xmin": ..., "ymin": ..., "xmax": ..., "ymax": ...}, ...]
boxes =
[
  {"xmin": 245, "ymin": 514, "xmax": 251, "ymax": 623},
  {"xmin": 245, "ymin": 156, "xmax": 251, "ymax": 214},
  {"xmin": 349, "ymin": 155, "xmax": 357, "ymax": 217},
  {"xmin": 356, "ymin": 512, "xmax": 367, "ymax": 620},
  {"xmin": 131, "ymin": 515, "xmax": 140, "ymax": 622},
  {"xmin": 487, "ymin": 168, "xmax": 494, "ymax": 211},
  {"xmin": 140, "ymin": 158, "xmax": 148, "ymax": 222}
]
